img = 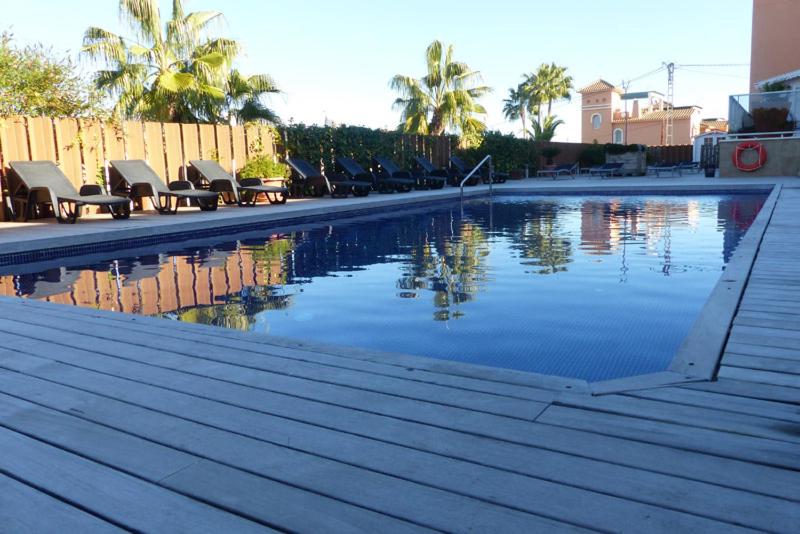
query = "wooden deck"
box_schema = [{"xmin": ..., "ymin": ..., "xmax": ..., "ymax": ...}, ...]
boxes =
[{"xmin": 0, "ymin": 188, "xmax": 798, "ymax": 532}]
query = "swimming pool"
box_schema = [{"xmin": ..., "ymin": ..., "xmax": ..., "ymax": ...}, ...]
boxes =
[{"xmin": 0, "ymin": 193, "xmax": 766, "ymax": 381}]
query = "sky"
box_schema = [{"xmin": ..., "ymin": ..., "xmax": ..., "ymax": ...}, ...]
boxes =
[{"xmin": 0, "ymin": 0, "xmax": 753, "ymax": 141}]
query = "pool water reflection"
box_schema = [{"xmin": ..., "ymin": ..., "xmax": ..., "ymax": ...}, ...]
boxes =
[{"xmin": 0, "ymin": 194, "xmax": 766, "ymax": 381}]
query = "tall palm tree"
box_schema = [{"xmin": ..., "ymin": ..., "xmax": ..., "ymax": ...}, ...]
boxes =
[
  {"xmin": 503, "ymin": 83, "xmax": 541, "ymax": 138},
  {"xmin": 83, "ymin": 0, "xmax": 279, "ymax": 123},
  {"xmin": 529, "ymin": 115, "xmax": 564, "ymax": 141},
  {"xmin": 503, "ymin": 86, "xmax": 527, "ymax": 138},
  {"xmin": 390, "ymin": 40, "xmax": 490, "ymax": 138},
  {"xmin": 218, "ymin": 70, "xmax": 281, "ymax": 124},
  {"xmin": 530, "ymin": 63, "xmax": 573, "ymax": 119}
]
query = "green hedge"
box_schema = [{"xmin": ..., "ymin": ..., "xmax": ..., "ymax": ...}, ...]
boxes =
[
  {"xmin": 455, "ymin": 131, "xmax": 538, "ymax": 173},
  {"xmin": 279, "ymin": 124, "xmax": 454, "ymax": 171}
]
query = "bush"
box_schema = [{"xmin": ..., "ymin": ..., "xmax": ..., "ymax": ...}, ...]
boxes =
[
  {"xmin": 456, "ymin": 131, "xmax": 538, "ymax": 173},
  {"xmin": 240, "ymin": 155, "xmax": 290, "ymax": 179},
  {"xmin": 579, "ymin": 143, "xmax": 605, "ymax": 166},
  {"xmin": 604, "ymin": 143, "xmax": 644, "ymax": 155},
  {"xmin": 280, "ymin": 123, "xmax": 454, "ymax": 171}
]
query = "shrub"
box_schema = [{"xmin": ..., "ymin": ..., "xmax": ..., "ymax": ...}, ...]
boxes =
[
  {"xmin": 604, "ymin": 143, "xmax": 644, "ymax": 155},
  {"xmin": 240, "ymin": 155, "xmax": 290, "ymax": 179},
  {"xmin": 578, "ymin": 143, "xmax": 605, "ymax": 166},
  {"xmin": 281, "ymin": 123, "xmax": 455, "ymax": 171},
  {"xmin": 456, "ymin": 130, "xmax": 538, "ymax": 172}
]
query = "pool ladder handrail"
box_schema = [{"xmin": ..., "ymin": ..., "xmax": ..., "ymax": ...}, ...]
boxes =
[{"xmin": 459, "ymin": 155, "xmax": 493, "ymax": 202}]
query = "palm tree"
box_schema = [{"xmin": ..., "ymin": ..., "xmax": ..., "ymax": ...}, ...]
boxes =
[
  {"xmin": 218, "ymin": 70, "xmax": 281, "ymax": 124},
  {"xmin": 530, "ymin": 63, "xmax": 573, "ymax": 119},
  {"xmin": 390, "ymin": 40, "xmax": 490, "ymax": 138},
  {"xmin": 529, "ymin": 115, "xmax": 564, "ymax": 141},
  {"xmin": 503, "ymin": 82, "xmax": 542, "ymax": 138},
  {"xmin": 83, "ymin": 0, "xmax": 279, "ymax": 123}
]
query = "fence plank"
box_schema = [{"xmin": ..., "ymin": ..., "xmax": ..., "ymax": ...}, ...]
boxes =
[
  {"xmin": 79, "ymin": 120, "xmax": 105, "ymax": 187},
  {"xmin": 198, "ymin": 124, "xmax": 216, "ymax": 161},
  {"xmin": 215, "ymin": 125, "xmax": 233, "ymax": 172},
  {"xmin": 143, "ymin": 122, "xmax": 167, "ymax": 180},
  {"xmin": 0, "ymin": 117, "xmax": 30, "ymax": 164},
  {"xmin": 26, "ymin": 117, "xmax": 57, "ymax": 162},
  {"xmin": 180, "ymin": 124, "xmax": 200, "ymax": 176},
  {"xmin": 244, "ymin": 124, "xmax": 261, "ymax": 159},
  {"xmin": 231, "ymin": 126, "xmax": 246, "ymax": 173},
  {"xmin": 53, "ymin": 118, "xmax": 83, "ymax": 188},
  {"xmin": 102, "ymin": 123, "xmax": 125, "ymax": 161},
  {"xmin": 124, "ymin": 121, "xmax": 146, "ymax": 160},
  {"xmin": 163, "ymin": 123, "xmax": 183, "ymax": 182}
]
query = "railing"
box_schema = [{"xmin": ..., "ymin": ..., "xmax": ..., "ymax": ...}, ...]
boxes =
[{"xmin": 460, "ymin": 155, "xmax": 493, "ymax": 202}]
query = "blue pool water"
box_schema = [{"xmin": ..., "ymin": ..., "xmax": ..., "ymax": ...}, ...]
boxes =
[{"xmin": 2, "ymin": 193, "xmax": 766, "ymax": 381}]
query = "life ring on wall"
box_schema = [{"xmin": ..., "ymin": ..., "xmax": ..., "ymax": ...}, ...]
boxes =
[{"xmin": 732, "ymin": 141, "xmax": 767, "ymax": 172}]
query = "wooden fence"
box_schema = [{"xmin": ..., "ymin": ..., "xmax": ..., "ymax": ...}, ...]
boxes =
[
  {"xmin": 0, "ymin": 116, "xmax": 277, "ymax": 221},
  {"xmin": 646, "ymin": 144, "xmax": 694, "ymax": 164}
]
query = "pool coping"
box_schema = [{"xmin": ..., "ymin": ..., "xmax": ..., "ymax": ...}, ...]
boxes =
[{"xmin": 0, "ymin": 180, "xmax": 782, "ymax": 395}]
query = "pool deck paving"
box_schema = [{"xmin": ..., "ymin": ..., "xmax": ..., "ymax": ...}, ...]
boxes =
[{"xmin": 0, "ymin": 174, "xmax": 799, "ymax": 532}]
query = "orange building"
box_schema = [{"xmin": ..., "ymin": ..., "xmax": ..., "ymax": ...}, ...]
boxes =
[
  {"xmin": 750, "ymin": 0, "xmax": 800, "ymax": 91},
  {"xmin": 579, "ymin": 79, "xmax": 726, "ymax": 145}
]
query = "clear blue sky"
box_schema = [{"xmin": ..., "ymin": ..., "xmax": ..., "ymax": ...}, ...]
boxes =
[{"xmin": 0, "ymin": 0, "xmax": 753, "ymax": 141}]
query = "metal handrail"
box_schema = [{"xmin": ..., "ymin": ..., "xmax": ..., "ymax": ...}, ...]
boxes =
[{"xmin": 459, "ymin": 155, "xmax": 493, "ymax": 202}]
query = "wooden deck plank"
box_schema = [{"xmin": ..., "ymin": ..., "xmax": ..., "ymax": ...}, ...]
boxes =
[
  {"xmin": 624, "ymin": 386, "xmax": 800, "ymax": 424},
  {"xmin": 554, "ymin": 392, "xmax": 800, "ymax": 445},
  {"xmin": 723, "ymin": 354, "xmax": 800, "ymax": 375},
  {"xmin": 681, "ymin": 378, "xmax": 800, "ymax": 405},
  {"xmin": 0, "ymin": 360, "xmax": 780, "ymax": 532},
  {"xmin": 537, "ymin": 405, "xmax": 800, "ymax": 470},
  {"xmin": 1, "ymin": 342, "xmax": 796, "ymax": 528},
  {"xmin": 8, "ymin": 296, "xmax": 575, "ymax": 398},
  {"xmin": 718, "ymin": 366, "xmax": 800, "ymax": 388},
  {"xmin": 725, "ymin": 342, "xmax": 800, "ymax": 361},
  {"xmin": 0, "ymin": 393, "xmax": 428, "ymax": 534},
  {"xmin": 0, "ymin": 369, "xmax": 626, "ymax": 532},
  {"xmin": 0, "ymin": 328, "xmax": 551, "ymax": 447},
  {"xmin": 0, "ymin": 426, "xmax": 268, "ymax": 533},
  {"xmin": 0, "ymin": 313, "xmax": 543, "ymax": 421},
  {"xmin": 0, "ymin": 473, "xmax": 123, "ymax": 533}
]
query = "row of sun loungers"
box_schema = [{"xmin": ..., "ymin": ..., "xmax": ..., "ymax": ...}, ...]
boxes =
[{"xmin": 5, "ymin": 154, "xmax": 499, "ymax": 224}]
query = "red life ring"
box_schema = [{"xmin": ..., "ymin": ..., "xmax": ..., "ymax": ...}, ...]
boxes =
[{"xmin": 732, "ymin": 141, "xmax": 767, "ymax": 172}]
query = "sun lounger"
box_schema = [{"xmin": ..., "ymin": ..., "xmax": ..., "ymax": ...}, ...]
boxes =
[
  {"xmin": 189, "ymin": 159, "xmax": 288, "ymax": 206},
  {"xmin": 677, "ymin": 161, "xmax": 701, "ymax": 174},
  {"xmin": 412, "ymin": 155, "xmax": 452, "ymax": 186},
  {"xmin": 648, "ymin": 162, "xmax": 680, "ymax": 177},
  {"xmin": 336, "ymin": 156, "xmax": 411, "ymax": 193},
  {"xmin": 449, "ymin": 155, "xmax": 486, "ymax": 186},
  {"xmin": 287, "ymin": 158, "xmax": 371, "ymax": 198},
  {"xmin": 7, "ymin": 161, "xmax": 130, "ymax": 223},
  {"xmin": 588, "ymin": 162, "xmax": 624, "ymax": 178},
  {"xmin": 110, "ymin": 160, "xmax": 219, "ymax": 214},
  {"xmin": 373, "ymin": 155, "xmax": 443, "ymax": 190},
  {"xmin": 537, "ymin": 163, "xmax": 579, "ymax": 180}
]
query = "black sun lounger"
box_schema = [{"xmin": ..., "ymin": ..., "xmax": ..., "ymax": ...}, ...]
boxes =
[
  {"xmin": 374, "ymin": 155, "xmax": 444, "ymax": 190},
  {"xmin": 189, "ymin": 159, "xmax": 287, "ymax": 206},
  {"xmin": 588, "ymin": 162, "xmax": 624, "ymax": 178},
  {"xmin": 448, "ymin": 155, "xmax": 481, "ymax": 186},
  {"xmin": 648, "ymin": 162, "xmax": 680, "ymax": 178},
  {"xmin": 7, "ymin": 161, "xmax": 130, "ymax": 223},
  {"xmin": 368, "ymin": 156, "xmax": 415, "ymax": 192},
  {"xmin": 413, "ymin": 155, "xmax": 452, "ymax": 187},
  {"xmin": 537, "ymin": 163, "xmax": 578, "ymax": 180},
  {"xmin": 110, "ymin": 160, "xmax": 219, "ymax": 214},
  {"xmin": 286, "ymin": 158, "xmax": 371, "ymax": 198},
  {"xmin": 336, "ymin": 156, "xmax": 406, "ymax": 194}
]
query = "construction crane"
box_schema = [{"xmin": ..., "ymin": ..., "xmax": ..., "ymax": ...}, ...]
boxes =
[{"xmin": 625, "ymin": 62, "xmax": 748, "ymax": 145}]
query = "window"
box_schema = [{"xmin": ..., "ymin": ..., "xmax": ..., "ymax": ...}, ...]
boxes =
[
  {"xmin": 591, "ymin": 113, "xmax": 602, "ymax": 129},
  {"xmin": 613, "ymin": 128, "xmax": 624, "ymax": 143}
]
